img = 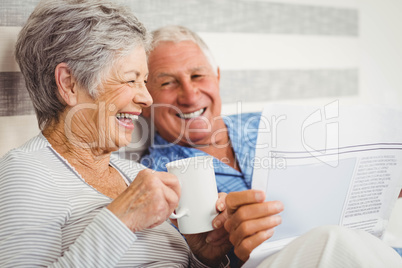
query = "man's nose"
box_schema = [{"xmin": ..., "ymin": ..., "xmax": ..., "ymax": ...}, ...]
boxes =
[{"xmin": 177, "ymin": 80, "xmax": 199, "ymax": 105}]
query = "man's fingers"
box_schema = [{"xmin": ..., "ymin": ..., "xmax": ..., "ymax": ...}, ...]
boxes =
[
  {"xmin": 224, "ymin": 201, "xmax": 284, "ymax": 232},
  {"xmin": 234, "ymin": 228, "xmax": 276, "ymax": 262},
  {"xmin": 212, "ymin": 209, "xmax": 228, "ymax": 229},
  {"xmin": 226, "ymin": 190, "xmax": 265, "ymax": 215},
  {"xmin": 211, "ymin": 192, "xmax": 229, "ymax": 229},
  {"xmin": 228, "ymin": 215, "xmax": 281, "ymax": 247},
  {"xmin": 216, "ymin": 192, "xmax": 227, "ymax": 212},
  {"xmin": 205, "ymin": 227, "xmax": 229, "ymax": 245}
]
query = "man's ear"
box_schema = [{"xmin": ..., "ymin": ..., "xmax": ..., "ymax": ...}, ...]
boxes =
[
  {"xmin": 55, "ymin": 63, "xmax": 78, "ymax": 106},
  {"xmin": 216, "ymin": 67, "xmax": 221, "ymax": 82}
]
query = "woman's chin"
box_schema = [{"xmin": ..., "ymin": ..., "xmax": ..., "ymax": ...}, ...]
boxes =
[
  {"xmin": 117, "ymin": 134, "xmax": 133, "ymax": 149},
  {"xmin": 98, "ymin": 136, "xmax": 132, "ymax": 153}
]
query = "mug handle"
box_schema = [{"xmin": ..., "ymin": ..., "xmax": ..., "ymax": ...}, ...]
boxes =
[{"xmin": 169, "ymin": 208, "xmax": 190, "ymax": 219}]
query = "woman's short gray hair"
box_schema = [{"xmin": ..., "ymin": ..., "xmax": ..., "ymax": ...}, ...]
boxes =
[
  {"xmin": 150, "ymin": 25, "xmax": 218, "ymax": 75},
  {"xmin": 15, "ymin": 0, "xmax": 151, "ymax": 130}
]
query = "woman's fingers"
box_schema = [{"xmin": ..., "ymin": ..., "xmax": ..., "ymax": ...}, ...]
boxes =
[
  {"xmin": 157, "ymin": 172, "xmax": 181, "ymax": 215},
  {"xmin": 158, "ymin": 170, "xmax": 181, "ymax": 197},
  {"xmin": 107, "ymin": 169, "xmax": 181, "ymax": 232}
]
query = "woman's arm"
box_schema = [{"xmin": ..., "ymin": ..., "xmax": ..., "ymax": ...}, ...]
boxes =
[{"xmin": 0, "ymin": 153, "xmax": 135, "ymax": 267}]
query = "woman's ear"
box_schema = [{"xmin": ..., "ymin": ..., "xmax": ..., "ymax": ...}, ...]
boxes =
[{"xmin": 55, "ymin": 63, "xmax": 78, "ymax": 106}]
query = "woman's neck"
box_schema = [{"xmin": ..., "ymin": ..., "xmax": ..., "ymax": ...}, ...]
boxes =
[{"xmin": 42, "ymin": 119, "xmax": 112, "ymax": 177}]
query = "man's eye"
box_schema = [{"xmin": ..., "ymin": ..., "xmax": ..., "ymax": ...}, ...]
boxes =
[
  {"xmin": 192, "ymin": 74, "xmax": 203, "ymax": 79},
  {"xmin": 160, "ymin": 80, "xmax": 177, "ymax": 89}
]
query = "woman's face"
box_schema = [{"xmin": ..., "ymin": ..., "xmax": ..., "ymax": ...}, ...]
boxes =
[{"xmin": 67, "ymin": 46, "xmax": 152, "ymax": 153}]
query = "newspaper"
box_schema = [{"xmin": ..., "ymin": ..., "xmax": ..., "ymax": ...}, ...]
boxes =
[{"xmin": 245, "ymin": 102, "xmax": 402, "ymax": 267}]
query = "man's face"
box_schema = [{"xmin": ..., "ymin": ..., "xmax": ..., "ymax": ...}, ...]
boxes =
[{"xmin": 145, "ymin": 40, "xmax": 222, "ymax": 147}]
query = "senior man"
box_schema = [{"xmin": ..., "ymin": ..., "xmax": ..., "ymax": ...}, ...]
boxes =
[
  {"xmin": 140, "ymin": 26, "xmax": 402, "ymax": 265},
  {"xmin": 141, "ymin": 25, "xmax": 260, "ymax": 194},
  {"xmin": 140, "ymin": 25, "xmax": 402, "ymax": 197}
]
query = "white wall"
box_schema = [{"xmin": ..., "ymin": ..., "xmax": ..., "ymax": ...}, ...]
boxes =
[
  {"xmin": 359, "ymin": 0, "xmax": 402, "ymax": 105},
  {"xmin": 217, "ymin": 0, "xmax": 402, "ymax": 116}
]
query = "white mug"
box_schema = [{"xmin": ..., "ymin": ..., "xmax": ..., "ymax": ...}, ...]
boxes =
[{"xmin": 167, "ymin": 155, "xmax": 219, "ymax": 234}]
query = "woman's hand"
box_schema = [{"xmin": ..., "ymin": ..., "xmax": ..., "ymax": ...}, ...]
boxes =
[
  {"xmin": 107, "ymin": 169, "xmax": 180, "ymax": 232},
  {"xmin": 179, "ymin": 193, "xmax": 232, "ymax": 267},
  {"xmin": 224, "ymin": 190, "xmax": 284, "ymax": 262}
]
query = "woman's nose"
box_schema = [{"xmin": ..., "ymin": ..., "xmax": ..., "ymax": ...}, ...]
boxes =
[{"xmin": 134, "ymin": 84, "xmax": 153, "ymax": 108}]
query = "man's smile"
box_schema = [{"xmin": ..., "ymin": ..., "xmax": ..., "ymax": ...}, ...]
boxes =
[{"xmin": 176, "ymin": 107, "xmax": 206, "ymax": 119}]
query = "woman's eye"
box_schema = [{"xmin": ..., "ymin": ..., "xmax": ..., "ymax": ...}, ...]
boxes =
[
  {"xmin": 125, "ymin": 80, "xmax": 138, "ymax": 87},
  {"xmin": 161, "ymin": 82, "xmax": 170, "ymax": 87}
]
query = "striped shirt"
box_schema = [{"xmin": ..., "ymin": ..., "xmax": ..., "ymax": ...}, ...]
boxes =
[
  {"xmin": 141, "ymin": 113, "xmax": 261, "ymax": 193},
  {"xmin": 0, "ymin": 134, "xmax": 216, "ymax": 267}
]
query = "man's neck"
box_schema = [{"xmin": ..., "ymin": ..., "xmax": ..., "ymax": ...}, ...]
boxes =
[{"xmin": 196, "ymin": 124, "xmax": 241, "ymax": 172}]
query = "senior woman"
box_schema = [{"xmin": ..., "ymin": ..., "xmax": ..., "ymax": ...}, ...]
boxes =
[{"xmin": 0, "ymin": 0, "xmax": 232, "ymax": 267}]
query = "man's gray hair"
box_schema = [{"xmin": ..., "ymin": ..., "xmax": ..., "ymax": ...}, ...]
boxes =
[
  {"xmin": 150, "ymin": 25, "xmax": 218, "ymax": 74},
  {"xmin": 15, "ymin": 0, "xmax": 151, "ymax": 130}
]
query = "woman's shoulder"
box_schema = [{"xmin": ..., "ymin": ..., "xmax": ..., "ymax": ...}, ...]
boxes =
[
  {"xmin": 1, "ymin": 134, "xmax": 50, "ymax": 171},
  {"xmin": 0, "ymin": 134, "xmax": 60, "ymax": 195},
  {"xmin": 1, "ymin": 133, "xmax": 49, "ymax": 161}
]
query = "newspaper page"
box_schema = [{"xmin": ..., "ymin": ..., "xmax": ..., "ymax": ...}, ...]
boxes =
[{"xmin": 244, "ymin": 102, "xmax": 402, "ymax": 267}]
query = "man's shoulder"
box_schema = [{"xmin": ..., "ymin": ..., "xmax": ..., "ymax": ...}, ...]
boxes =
[
  {"xmin": 226, "ymin": 112, "xmax": 261, "ymax": 119},
  {"xmin": 225, "ymin": 112, "xmax": 262, "ymax": 129},
  {"xmin": 140, "ymin": 146, "xmax": 178, "ymax": 171}
]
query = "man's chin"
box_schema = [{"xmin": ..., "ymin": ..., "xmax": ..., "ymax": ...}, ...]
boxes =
[{"xmin": 179, "ymin": 133, "xmax": 212, "ymax": 148}]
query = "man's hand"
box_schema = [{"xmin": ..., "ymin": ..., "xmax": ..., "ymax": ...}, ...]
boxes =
[
  {"xmin": 182, "ymin": 193, "xmax": 232, "ymax": 267},
  {"xmin": 107, "ymin": 169, "xmax": 180, "ymax": 232},
  {"xmin": 224, "ymin": 190, "xmax": 284, "ymax": 262}
]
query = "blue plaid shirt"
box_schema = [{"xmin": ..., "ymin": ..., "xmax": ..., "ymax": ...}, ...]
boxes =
[{"xmin": 141, "ymin": 112, "xmax": 261, "ymax": 193}]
